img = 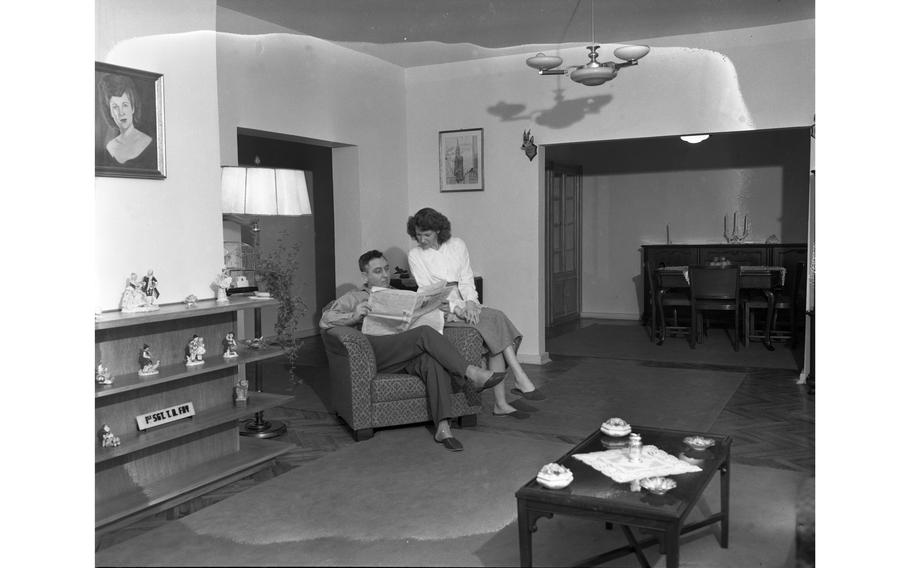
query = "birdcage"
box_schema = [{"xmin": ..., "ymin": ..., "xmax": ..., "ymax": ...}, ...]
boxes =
[{"xmin": 223, "ymin": 241, "xmax": 259, "ymax": 293}]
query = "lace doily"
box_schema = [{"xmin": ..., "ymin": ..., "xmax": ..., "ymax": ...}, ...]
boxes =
[{"xmin": 573, "ymin": 445, "xmax": 701, "ymax": 483}]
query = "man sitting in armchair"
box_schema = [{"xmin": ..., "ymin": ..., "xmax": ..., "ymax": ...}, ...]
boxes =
[{"xmin": 319, "ymin": 250, "xmax": 504, "ymax": 451}]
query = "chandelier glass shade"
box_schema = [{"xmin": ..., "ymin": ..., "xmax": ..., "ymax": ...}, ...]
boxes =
[{"xmin": 525, "ymin": 0, "xmax": 649, "ymax": 86}]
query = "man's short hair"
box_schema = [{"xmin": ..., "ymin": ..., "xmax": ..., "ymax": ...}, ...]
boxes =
[{"xmin": 358, "ymin": 250, "xmax": 385, "ymax": 272}]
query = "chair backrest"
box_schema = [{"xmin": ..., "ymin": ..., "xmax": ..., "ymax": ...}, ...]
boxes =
[{"xmin": 690, "ymin": 266, "xmax": 740, "ymax": 301}]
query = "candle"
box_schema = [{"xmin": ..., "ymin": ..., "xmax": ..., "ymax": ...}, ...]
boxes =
[
  {"xmin": 724, "ymin": 215, "xmax": 727, "ymax": 233},
  {"xmin": 666, "ymin": 224, "xmax": 670, "ymax": 243},
  {"xmin": 733, "ymin": 212, "xmax": 737, "ymax": 232}
]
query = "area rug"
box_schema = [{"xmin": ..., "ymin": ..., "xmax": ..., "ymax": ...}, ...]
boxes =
[
  {"xmin": 478, "ymin": 358, "xmax": 744, "ymax": 442},
  {"xmin": 547, "ymin": 324, "xmax": 801, "ymax": 370},
  {"xmin": 95, "ymin": 424, "xmax": 806, "ymax": 567}
]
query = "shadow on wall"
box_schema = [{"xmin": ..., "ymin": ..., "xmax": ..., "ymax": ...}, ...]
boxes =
[{"xmin": 487, "ymin": 89, "xmax": 613, "ymax": 129}]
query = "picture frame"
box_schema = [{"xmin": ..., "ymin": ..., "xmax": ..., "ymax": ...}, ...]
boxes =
[
  {"xmin": 95, "ymin": 62, "xmax": 166, "ymax": 179},
  {"xmin": 439, "ymin": 128, "xmax": 483, "ymax": 192}
]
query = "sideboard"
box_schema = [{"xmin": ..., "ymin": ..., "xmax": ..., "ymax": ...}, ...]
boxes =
[
  {"xmin": 94, "ymin": 297, "xmax": 294, "ymax": 533},
  {"xmin": 640, "ymin": 243, "xmax": 807, "ymax": 324}
]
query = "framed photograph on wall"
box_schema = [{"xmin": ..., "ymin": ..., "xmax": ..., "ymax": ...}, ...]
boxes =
[
  {"xmin": 439, "ymin": 128, "xmax": 483, "ymax": 192},
  {"xmin": 95, "ymin": 62, "xmax": 166, "ymax": 179}
]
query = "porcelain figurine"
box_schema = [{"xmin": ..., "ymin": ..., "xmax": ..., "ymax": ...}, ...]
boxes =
[
  {"xmin": 223, "ymin": 331, "xmax": 239, "ymax": 358},
  {"xmin": 120, "ymin": 272, "xmax": 155, "ymax": 313},
  {"xmin": 141, "ymin": 269, "xmax": 160, "ymax": 305},
  {"xmin": 234, "ymin": 377, "xmax": 249, "ymax": 406},
  {"xmin": 185, "ymin": 334, "xmax": 206, "ymax": 366},
  {"xmin": 138, "ymin": 344, "xmax": 160, "ymax": 376},
  {"xmin": 96, "ymin": 363, "xmax": 113, "ymax": 385},
  {"xmin": 245, "ymin": 336, "xmax": 264, "ymax": 350},
  {"xmin": 213, "ymin": 268, "xmax": 232, "ymax": 303},
  {"xmin": 184, "ymin": 294, "xmax": 198, "ymax": 308},
  {"xmin": 100, "ymin": 424, "xmax": 121, "ymax": 448}
]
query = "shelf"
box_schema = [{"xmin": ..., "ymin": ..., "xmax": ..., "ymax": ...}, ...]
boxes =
[
  {"xmin": 96, "ymin": 393, "xmax": 293, "ymax": 464},
  {"xmin": 95, "ymin": 296, "xmax": 278, "ymax": 331},
  {"xmin": 95, "ymin": 344, "xmax": 284, "ymax": 399},
  {"xmin": 95, "ymin": 436, "xmax": 293, "ymax": 530}
]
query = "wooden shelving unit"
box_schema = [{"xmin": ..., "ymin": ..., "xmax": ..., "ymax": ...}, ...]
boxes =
[{"xmin": 94, "ymin": 297, "xmax": 293, "ymax": 533}]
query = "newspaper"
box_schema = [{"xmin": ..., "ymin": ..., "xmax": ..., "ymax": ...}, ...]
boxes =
[{"xmin": 361, "ymin": 283, "xmax": 456, "ymax": 336}]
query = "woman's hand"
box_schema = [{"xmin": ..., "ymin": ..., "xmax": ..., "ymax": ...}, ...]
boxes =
[{"xmin": 464, "ymin": 300, "xmax": 481, "ymax": 325}]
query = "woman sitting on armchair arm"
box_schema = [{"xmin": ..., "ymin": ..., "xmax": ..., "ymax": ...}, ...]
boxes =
[{"xmin": 407, "ymin": 207, "xmax": 545, "ymax": 419}]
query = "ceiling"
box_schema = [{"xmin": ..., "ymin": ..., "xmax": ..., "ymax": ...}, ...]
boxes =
[{"xmin": 218, "ymin": 0, "xmax": 815, "ymax": 68}]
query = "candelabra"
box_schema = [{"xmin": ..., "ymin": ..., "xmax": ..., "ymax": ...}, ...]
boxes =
[{"xmin": 723, "ymin": 212, "xmax": 749, "ymax": 244}]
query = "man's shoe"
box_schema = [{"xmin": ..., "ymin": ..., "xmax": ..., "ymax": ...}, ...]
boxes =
[
  {"xmin": 492, "ymin": 409, "xmax": 531, "ymax": 420},
  {"xmin": 510, "ymin": 387, "xmax": 547, "ymax": 401},
  {"xmin": 436, "ymin": 436, "xmax": 464, "ymax": 451}
]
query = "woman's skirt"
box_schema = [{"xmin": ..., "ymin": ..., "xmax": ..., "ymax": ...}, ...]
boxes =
[{"xmin": 445, "ymin": 307, "xmax": 522, "ymax": 355}]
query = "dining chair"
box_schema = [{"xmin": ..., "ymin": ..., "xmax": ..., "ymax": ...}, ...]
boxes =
[
  {"xmin": 689, "ymin": 266, "xmax": 741, "ymax": 351},
  {"xmin": 653, "ymin": 265, "xmax": 692, "ymax": 346},
  {"xmin": 743, "ymin": 262, "xmax": 804, "ymax": 350}
]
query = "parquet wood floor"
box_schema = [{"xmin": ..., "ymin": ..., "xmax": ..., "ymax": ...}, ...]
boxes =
[{"xmin": 96, "ymin": 319, "xmax": 814, "ymax": 552}]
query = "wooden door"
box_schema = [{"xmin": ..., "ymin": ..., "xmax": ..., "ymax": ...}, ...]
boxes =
[{"xmin": 546, "ymin": 164, "xmax": 582, "ymax": 326}]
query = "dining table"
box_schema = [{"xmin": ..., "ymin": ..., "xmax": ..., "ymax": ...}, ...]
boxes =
[{"xmin": 655, "ymin": 265, "xmax": 786, "ymax": 351}]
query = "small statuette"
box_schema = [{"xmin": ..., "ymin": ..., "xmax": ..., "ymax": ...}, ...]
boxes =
[
  {"xmin": 141, "ymin": 269, "xmax": 160, "ymax": 305},
  {"xmin": 223, "ymin": 331, "xmax": 239, "ymax": 358},
  {"xmin": 185, "ymin": 334, "xmax": 206, "ymax": 366},
  {"xmin": 96, "ymin": 363, "xmax": 113, "ymax": 385},
  {"xmin": 184, "ymin": 294, "xmax": 198, "ymax": 308},
  {"xmin": 100, "ymin": 424, "xmax": 121, "ymax": 448},
  {"xmin": 234, "ymin": 377, "xmax": 249, "ymax": 407},
  {"xmin": 213, "ymin": 267, "xmax": 232, "ymax": 303},
  {"xmin": 120, "ymin": 271, "xmax": 160, "ymax": 313},
  {"xmin": 628, "ymin": 433, "xmax": 643, "ymax": 463},
  {"xmin": 138, "ymin": 344, "xmax": 160, "ymax": 376}
]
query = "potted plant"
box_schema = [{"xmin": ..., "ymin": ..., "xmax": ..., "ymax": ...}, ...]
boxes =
[{"xmin": 256, "ymin": 230, "xmax": 308, "ymax": 382}]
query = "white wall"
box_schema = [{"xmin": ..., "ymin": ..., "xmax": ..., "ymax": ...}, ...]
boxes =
[
  {"xmin": 404, "ymin": 21, "xmax": 814, "ymax": 359},
  {"xmin": 95, "ymin": 0, "xmax": 223, "ymax": 310},
  {"xmin": 214, "ymin": 15, "xmax": 410, "ymax": 291}
]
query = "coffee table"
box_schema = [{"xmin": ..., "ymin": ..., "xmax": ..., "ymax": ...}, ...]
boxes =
[{"xmin": 515, "ymin": 425, "xmax": 731, "ymax": 567}]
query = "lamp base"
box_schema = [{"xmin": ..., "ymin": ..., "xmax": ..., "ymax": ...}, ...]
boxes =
[{"xmin": 239, "ymin": 416, "xmax": 287, "ymax": 439}]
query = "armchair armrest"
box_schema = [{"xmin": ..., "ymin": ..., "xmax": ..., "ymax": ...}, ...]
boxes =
[{"xmin": 322, "ymin": 326, "xmax": 376, "ymax": 430}]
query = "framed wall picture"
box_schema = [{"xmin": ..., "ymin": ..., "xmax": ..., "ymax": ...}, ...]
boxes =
[
  {"xmin": 439, "ymin": 128, "xmax": 483, "ymax": 192},
  {"xmin": 95, "ymin": 62, "xmax": 166, "ymax": 179}
]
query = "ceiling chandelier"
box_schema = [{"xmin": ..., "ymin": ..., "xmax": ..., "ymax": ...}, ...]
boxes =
[{"xmin": 526, "ymin": 0, "xmax": 650, "ymax": 86}]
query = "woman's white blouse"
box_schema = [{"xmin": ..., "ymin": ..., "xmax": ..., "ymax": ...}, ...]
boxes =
[{"xmin": 408, "ymin": 237, "xmax": 480, "ymax": 305}]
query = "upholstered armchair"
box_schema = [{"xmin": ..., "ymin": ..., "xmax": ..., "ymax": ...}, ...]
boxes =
[{"xmin": 322, "ymin": 325, "xmax": 485, "ymax": 441}]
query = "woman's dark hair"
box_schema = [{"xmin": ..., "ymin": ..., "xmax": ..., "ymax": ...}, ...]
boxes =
[
  {"xmin": 98, "ymin": 73, "xmax": 142, "ymax": 129},
  {"xmin": 406, "ymin": 208, "xmax": 452, "ymax": 244},
  {"xmin": 358, "ymin": 250, "xmax": 385, "ymax": 272}
]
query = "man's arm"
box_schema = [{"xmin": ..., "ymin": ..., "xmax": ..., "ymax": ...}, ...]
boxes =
[{"xmin": 319, "ymin": 290, "xmax": 369, "ymax": 329}]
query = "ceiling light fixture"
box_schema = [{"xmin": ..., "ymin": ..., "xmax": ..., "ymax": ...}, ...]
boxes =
[{"xmin": 526, "ymin": 0, "xmax": 650, "ymax": 87}]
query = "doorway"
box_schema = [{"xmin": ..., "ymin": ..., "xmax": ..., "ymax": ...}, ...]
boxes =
[
  {"xmin": 545, "ymin": 162, "xmax": 583, "ymax": 328},
  {"xmin": 236, "ymin": 129, "xmax": 336, "ymax": 336}
]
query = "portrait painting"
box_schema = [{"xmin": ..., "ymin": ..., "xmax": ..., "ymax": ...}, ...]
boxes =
[
  {"xmin": 439, "ymin": 128, "xmax": 483, "ymax": 192},
  {"xmin": 95, "ymin": 62, "xmax": 166, "ymax": 179}
]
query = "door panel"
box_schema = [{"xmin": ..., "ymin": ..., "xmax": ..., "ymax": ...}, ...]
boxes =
[{"xmin": 546, "ymin": 164, "xmax": 582, "ymax": 326}]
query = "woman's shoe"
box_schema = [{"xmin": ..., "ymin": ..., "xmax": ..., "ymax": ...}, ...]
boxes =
[
  {"xmin": 511, "ymin": 387, "xmax": 547, "ymax": 401},
  {"xmin": 492, "ymin": 409, "xmax": 531, "ymax": 420},
  {"xmin": 436, "ymin": 436, "xmax": 464, "ymax": 452}
]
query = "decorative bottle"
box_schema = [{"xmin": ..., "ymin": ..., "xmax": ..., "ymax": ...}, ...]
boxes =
[{"xmin": 628, "ymin": 433, "xmax": 642, "ymax": 463}]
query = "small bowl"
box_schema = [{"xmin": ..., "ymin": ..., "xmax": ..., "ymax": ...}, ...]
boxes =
[
  {"xmin": 537, "ymin": 463, "xmax": 573, "ymax": 489},
  {"xmin": 601, "ymin": 417, "xmax": 632, "ymax": 437},
  {"xmin": 537, "ymin": 473, "xmax": 573, "ymax": 489},
  {"xmin": 683, "ymin": 436, "xmax": 716, "ymax": 451},
  {"xmin": 640, "ymin": 476, "xmax": 677, "ymax": 495}
]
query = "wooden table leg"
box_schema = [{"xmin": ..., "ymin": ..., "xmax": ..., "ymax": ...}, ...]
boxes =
[
  {"xmin": 664, "ymin": 521, "xmax": 680, "ymax": 568},
  {"xmin": 763, "ymin": 290, "xmax": 775, "ymax": 351},
  {"xmin": 517, "ymin": 499, "xmax": 533, "ymax": 567},
  {"xmin": 721, "ymin": 460, "xmax": 731, "ymax": 548},
  {"xmin": 621, "ymin": 525, "xmax": 652, "ymax": 568}
]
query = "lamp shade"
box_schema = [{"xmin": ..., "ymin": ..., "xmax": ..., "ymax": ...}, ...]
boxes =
[{"xmin": 221, "ymin": 166, "xmax": 311, "ymax": 216}]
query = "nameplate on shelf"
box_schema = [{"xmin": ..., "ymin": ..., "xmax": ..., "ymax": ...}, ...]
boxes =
[{"xmin": 136, "ymin": 402, "xmax": 196, "ymax": 431}]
